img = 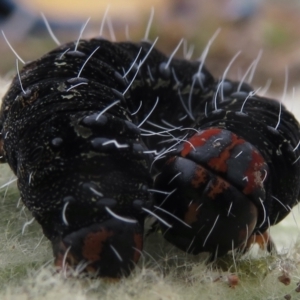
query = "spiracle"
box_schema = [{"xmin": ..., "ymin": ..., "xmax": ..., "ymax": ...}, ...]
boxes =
[{"xmin": 1, "ymin": 34, "xmax": 299, "ymax": 278}]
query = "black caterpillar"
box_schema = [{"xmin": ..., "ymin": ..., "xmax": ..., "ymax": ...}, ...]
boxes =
[{"xmin": 1, "ymin": 36, "xmax": 300, "ymax": 278}]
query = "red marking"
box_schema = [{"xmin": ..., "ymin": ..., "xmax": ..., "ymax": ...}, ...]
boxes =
[
  {"xmin": 191, "ymin": 165, "xmax": 208, "ymax": 188},
  {"xmin": 207, "ymin": 177, "xmax": 230, "ymax": 200},
  {"xmin": 184, "ymin": 203, "xmax": 200, "ymax": 225},
  {"xmin": 82, "ymin": 229, "xmax": 114, "ymax": 262},
  {"xmin": 181, "ymin": 129, "xmax": 222, "ymax": 157},
  {"xmin": 243, "ymin": 150, "xmax": 266, "ymax": 195},
  {"xmin": 208, "ymin": 133, "xmax": 244, "ymax": 173},
  {"xmin": 133, "ymin": 233, "xmax": 143, "ymax": 263},
  {"xmin": 240, "ymin": 230, "xmax": 274, "ymax": 253}
]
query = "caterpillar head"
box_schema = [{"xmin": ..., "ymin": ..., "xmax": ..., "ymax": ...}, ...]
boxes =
[{"xmin": 154, "ymin": 128, "xmax": 269, "ymax": 257}]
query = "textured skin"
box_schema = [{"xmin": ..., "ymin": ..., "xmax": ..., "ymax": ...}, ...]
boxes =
[
  {"xmin": 0, "ymin": 38, "xmax": 214, "ymax": 277},
  {"xmin": 155, "ymin": 91, "xmax": 300, "ymax": 256},
  {"xmin": 0, "ymin": 37, "xmax": 300, "ymax": 277},
  {"xmin": 154, "ymin": 129, "xmax": 266, "ymax": 256}
]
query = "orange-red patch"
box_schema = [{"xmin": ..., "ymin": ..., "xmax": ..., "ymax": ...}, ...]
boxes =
[
  {"xmin": 242, "ymin": 230, "xmax": 274, "ymax": 252},
  {"xmin": 184, "ymin": 203, "xmax": 200, "ymax": 225},
  {"xmin": 82, "ymin": 229, "xmax": 114, "ymax": 261},
  {"xmin": 191, "ymin": 165, "xmax": 208, "ymax": 188},
  {"xmin": 208, "ymin": 134, "xmax": 244, "ymax": 173},
  {"xmin": 181, "ymin": 129, "xmax": 222, "ymax": 157},
  {"xmin": 207, "ymin": 178, "xmax": 230, "ymax": 199}
]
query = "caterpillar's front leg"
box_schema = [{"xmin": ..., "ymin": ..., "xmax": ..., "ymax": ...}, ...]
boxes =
[
  {"xmin": 0, "ymin": 37, "xmax": 170, "ymax": 277},
  {"xmin": 3, "ymin": 94, "xmax": 153, "ymax": 277}
]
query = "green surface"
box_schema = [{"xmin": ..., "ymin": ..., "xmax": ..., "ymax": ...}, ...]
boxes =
[{"xmin": 0, "ymin": 156, "xmax": 299, "ymax": 299}]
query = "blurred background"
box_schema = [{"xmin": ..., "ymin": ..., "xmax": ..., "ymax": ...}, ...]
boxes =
[{"xmin": 1, "ymin": 0, "xmax": 300, "ymax": 95}]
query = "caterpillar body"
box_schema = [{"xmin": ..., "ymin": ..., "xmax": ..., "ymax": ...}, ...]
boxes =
[
  {"xmin": 1, "ymin": 37, "xmax": 299, "ymax": 278},
  {"xmin": 155, "ymin": 90, "xmax": 300, "ymax": 257}
]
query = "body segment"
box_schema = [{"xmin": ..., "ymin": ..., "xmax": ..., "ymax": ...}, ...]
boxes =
[{"xmin": 1, "ymin": 37, "xmax": 299, "ymax": 277}]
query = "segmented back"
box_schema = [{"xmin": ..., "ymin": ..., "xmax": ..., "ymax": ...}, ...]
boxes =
[
  {"xmin": 154, "ymin": 88, "xmax": 300, "ymax": 256},
  {"xmin": 1, "ymin": 37, "xmax": 299, "ymax": 276}
]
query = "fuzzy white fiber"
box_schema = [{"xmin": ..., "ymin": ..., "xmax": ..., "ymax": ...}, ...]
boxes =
[{"xmin": 1, "ymin": 77, "xmax": 300, "ymax": 300}]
